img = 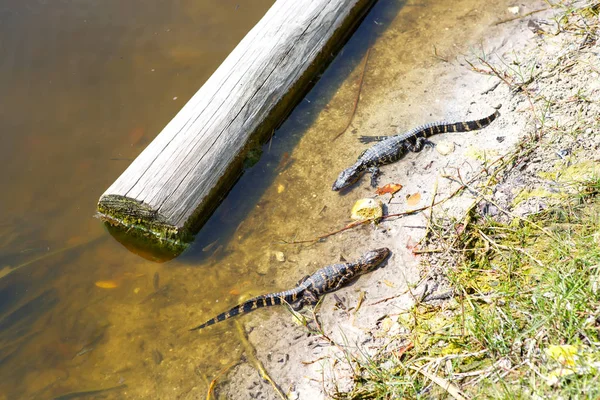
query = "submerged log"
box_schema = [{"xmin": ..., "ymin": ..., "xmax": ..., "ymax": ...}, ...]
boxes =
[{"xmin": 98, "ymin": 0, "xmax": 377, "ymax": 256}]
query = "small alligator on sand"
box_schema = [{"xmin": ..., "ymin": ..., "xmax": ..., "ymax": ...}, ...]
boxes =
[
  {"xmin": 190, "ymin": 248, "xmax": 390, "ymax": 331},
  {"xmin": 332, "ymin": 108, "xmax": 500, "ymax": 191}
]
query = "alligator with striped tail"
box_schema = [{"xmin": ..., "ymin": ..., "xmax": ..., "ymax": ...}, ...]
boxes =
[
  {"xmin": 190, "ymin": 248, "xmax": 390, "ymax": 331},
  {"xmin": 332, "ymin": 108, "xmax": 500, "ymax": 191}
]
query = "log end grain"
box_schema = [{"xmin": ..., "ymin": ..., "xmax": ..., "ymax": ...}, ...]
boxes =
[{"xmin": 97, "ymin": 194, "xmax": 190, "ymax": 260}]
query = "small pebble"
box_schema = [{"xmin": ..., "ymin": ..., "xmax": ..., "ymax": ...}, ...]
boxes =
[
  {"xmin": 508, "ymin": 6, "xmax": 520, "ymax": 14},
  {"xmin": 152, "ymin": 349, "xmax": 163, "ymax": 365},
  {"xmin": 277, "ymin": 184, "xmax": 285, "ymax": 193},
  {"xmin": 436, "ymin": 141, "xmax": 455, "ymax": 155},
  {"xmin": 256, "ymin": 263, "xmax": 270, "ymax": 275},
  {"xmin": 274, "ymin": 251, "xmax": 285, "ymax": 262}
]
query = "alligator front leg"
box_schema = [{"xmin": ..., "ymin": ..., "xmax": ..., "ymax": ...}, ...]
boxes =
[
  {"xmin": 332, "ymin": 274, "xmax": 354, "ymax": 291},
  {"xmin": 369, "ymin": 166, "xmax": 381, "ymax": 187},
  {"xmin": 296, "ymin": 275, "xmax": 310, "ymax": 286},
  {"xmin": 359, "ymin": 135, "xmax": 390, "ymax": 144}
]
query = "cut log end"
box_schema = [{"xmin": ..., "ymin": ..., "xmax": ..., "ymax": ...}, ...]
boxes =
[{"xmin": 97, "ymin": 195, "xmax": 190, "ymax": 260}]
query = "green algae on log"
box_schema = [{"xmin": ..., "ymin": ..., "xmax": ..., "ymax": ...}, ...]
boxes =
[
  {"xmin": 97, "ymin": 0, "xmax": 378, "ymax": 255},
  {"xmin": 98, "ymin": 195, "xmax": 190, "ymax": 261}
]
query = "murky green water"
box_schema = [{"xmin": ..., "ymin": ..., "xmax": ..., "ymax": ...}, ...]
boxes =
[
  {"xmin": 0, "ymin": 0, "xmax": 276, "ymax": 397},
  {"xmin": 0, "ymin": 0, "xmax": 515, "ymax": 397}
]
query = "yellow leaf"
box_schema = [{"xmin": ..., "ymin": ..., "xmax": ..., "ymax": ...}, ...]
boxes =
[
  {"xmin": 95, "ymin": 280, "xmax": 119, "ymax": 289},
  {"xmin": 406, "ymin": 192, "xmax": 421, "ymax": 206},
  {"xmin": 382, "ymin": 279, "xmax": 396, "ymax": 288},
  {"xmin": 545, "ymin": 344, "xmax": 580, "ymax": 366},
  {"xmin": 351, "ymin": 198, "xmax": 383, "ymax": 222},
  {"xmin": 546, "ymin": 367, "xmax": 576, "ymax": 386}
]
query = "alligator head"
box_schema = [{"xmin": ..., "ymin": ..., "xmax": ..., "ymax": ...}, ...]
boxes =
[
  {"xmin": 332, "ymin": 162, "xmax": 365, "ymax": 191},
  {"xmin": 360, "ymin": 248, "xmax": 391, "ymax": 271}
]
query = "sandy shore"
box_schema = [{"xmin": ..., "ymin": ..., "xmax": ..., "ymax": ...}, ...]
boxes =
[{"xmin": 213, "ymin": 0, "xmax": 556, "ymax": 398}]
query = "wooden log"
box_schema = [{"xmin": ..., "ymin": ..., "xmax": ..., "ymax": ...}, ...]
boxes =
[{"xmin": 98, "ymin": 0, "xmax": 378, "ymax": 255}]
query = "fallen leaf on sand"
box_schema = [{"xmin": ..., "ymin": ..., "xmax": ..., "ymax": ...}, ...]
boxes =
[
  {"xmin": 375, "ymin": 183, "xmax": 403, "ymax": 196},
  {"xmin": 351, "ymin": 198, "xmax": 383, "ymax": 222},
  {"xmin": 95, "ymin": 280, "xmax": 119, "ymax": 289},
  {"xmin": 229, "ymin": 288, "xmax": 240, "ymax": 296},
  {"xmin": 382, "ymin": 279, "xmax": 396, "ymax": 288},
  {"xmin": 406, "ymin": 236, "xmax": 418, "ymax": 253},
  {"xmin": 394, "ymin": 342, "xmax": 414, "ymax": 359},
  {"xmin": 406, "ymin": 192, "xmax": 421, "ymax": 206}
]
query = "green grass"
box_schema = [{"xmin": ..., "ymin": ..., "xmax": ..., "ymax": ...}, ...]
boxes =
[
  {"xmin": 331, "ymin": 179, "xmax": 600, "ymax": 399},
  {"xmin": 322, "ymin": 2, "xmax": 600, "ymax": 398}
]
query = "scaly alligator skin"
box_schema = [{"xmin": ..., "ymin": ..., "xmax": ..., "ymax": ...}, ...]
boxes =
[
  {"xmin": 190, "ymin": 248, "xmax": 390, "ymax": 331},
  {"xmin": 332, "ymin": 109, "xmax": 500, "ymax": 191}
]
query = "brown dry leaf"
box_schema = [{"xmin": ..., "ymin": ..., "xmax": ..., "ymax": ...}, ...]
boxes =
[
  {"xmin": 406, "ymin": 192, "xmax": 421, "ymax": 206},
  {"xmin": 405, "ymin": 236, "xmax": 418, "ymax": 253},
  {"xmin": 375, "ymin": 183, "xmax": 403, "ymax": 196},
  {"xmin": 229, "ymin": 288, "xmax": 241, "ymax": 296},
  {"xmin": 455, "ymin": 223, "xmax": 466, "ymax": 236},
  {"xmin": 129, "ymin": 127, "xmax": 145, "ymax": 146},
  {"xmin": 394, "ymin": 342, "xmax": 414, "ymax": 359},
  {"xmin": 95, "ymin": 280, "xmax": 119, "ymax": 289}
]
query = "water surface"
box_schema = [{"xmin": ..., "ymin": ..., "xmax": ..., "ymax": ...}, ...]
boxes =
[{"xmin": 0, "ymin": 0, "xmax": 514, "ymax": 397}]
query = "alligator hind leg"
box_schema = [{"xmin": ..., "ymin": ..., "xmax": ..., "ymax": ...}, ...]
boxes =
[
  {"xmin": 291, "ymin": 299, "xmax": 305, "ymax": 311},
  {"xmin": 407, "ymin": 137, "xmax": 435, "ymax": 153},
  {"xmin": 369, "ymin": 166, "xmax": 381, "ymax": 187},
  {"xmin": 302, "ymin": 290, "xmax": 320, "ymax": 306}
]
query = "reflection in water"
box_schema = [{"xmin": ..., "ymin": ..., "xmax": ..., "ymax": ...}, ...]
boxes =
[{"xmin": 0, "ymin": 0, "xmax": 506, "ymax": 397}]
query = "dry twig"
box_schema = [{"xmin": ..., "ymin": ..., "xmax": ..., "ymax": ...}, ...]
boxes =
[
  {"xmin": 494, "ymin": 8, "xmax": 549, "ymax": 26},
  {"xmin": 206, "ymin": 359, "xmax": 240, "ymax": 400},
  {"xmin": 332, "ymin": 47, "xmax": 372, "ymax": 141},
  {"xmin": 235, "ymin": 321, "xmax": 288, "ymax": 400},
  {"xmin": 409, "ymin": 365, "xmax": 470, "ymax": 400}
]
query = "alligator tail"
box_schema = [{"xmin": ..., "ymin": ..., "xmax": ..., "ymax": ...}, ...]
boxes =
[
  {"xmin": 419, "ymin": 109, "xmax": 500, "ymax": 137},
  {"xmin": 190, "ymin": 290, "xmax": 298, "ymax": 331}
]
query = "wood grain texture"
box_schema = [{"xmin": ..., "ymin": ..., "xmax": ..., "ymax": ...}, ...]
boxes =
[{"xmin": 98, "ymin": 0, "xmax": 377, "ymax": 244}]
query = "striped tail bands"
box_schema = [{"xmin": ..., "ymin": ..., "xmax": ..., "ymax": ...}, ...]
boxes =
[
  {"xmin": 422, "ymin": 108, "xmax": 500, "ymax": 136},
  {"xmin": 190, "ymin": 293, "xmax": 289, "ymax": 331}
]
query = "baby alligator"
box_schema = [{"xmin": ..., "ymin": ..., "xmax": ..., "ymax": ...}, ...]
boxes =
[
  {"xmin": 332, "ymin": 109, "xmax": 500, "ymax": 191},
  {"xmin": 190, "ymin": 248, "xmax": 390, "ymax": 331}
]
